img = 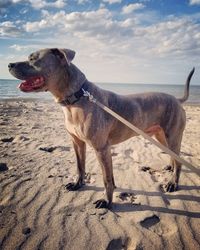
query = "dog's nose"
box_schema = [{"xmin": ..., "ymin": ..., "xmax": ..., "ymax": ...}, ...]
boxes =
[{"xmin": 8, "ymin": 63, "xmax": 15, "ymax": 70}]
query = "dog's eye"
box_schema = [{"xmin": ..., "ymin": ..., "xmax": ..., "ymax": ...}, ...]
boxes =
[
  {"xmin": 29, "ymin": 53, "xmax": 39, "ymax": 62},
  {"xmin": 29, "ymin": 54, "xmax": 34, "ymax": 62}
]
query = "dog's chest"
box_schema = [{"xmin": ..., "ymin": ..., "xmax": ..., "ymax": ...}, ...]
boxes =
[{"xmin": 62, "ymin": 107, "xmax": 87, "ymax": 140}]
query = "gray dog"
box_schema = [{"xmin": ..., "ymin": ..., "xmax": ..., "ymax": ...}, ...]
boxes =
[{"xmin": 8, "ymin": 48, "xmax": 194, "ymax": 208}]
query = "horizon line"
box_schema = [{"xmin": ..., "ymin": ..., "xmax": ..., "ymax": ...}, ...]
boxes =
[{"xmin": 0, "ymin": 78, "xmax": 199, "ymax": 86}]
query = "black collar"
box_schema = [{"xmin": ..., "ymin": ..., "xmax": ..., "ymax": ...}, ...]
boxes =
[{"xmin": 58, "ymin": 81, "xmax": 87, "ymax": 106}]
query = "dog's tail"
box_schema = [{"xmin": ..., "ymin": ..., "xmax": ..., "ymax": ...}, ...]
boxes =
[{"xmin": 178, "ymin": 67, "xmax": 195, "ymax": 103}]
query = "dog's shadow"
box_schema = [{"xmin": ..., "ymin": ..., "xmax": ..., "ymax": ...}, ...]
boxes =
[{"xmin": 80, "ymin": 184, "xmax": 200, "ymax": 218}]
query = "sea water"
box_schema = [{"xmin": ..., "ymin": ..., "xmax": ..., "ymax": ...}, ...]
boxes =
[{"xmin": 0, "ymin": 79, "xmax": 199, "ymax": 103}]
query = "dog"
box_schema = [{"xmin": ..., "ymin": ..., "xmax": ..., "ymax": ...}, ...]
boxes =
[{"xmin": 8, "ymin": 48, "xmax": 195, "ymax": 208}]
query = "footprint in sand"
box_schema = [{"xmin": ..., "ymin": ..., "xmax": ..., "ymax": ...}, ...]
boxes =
[
  {"xmin": 1, "ymin": 137, "xmax": 14, "ymax": 143},
  {"xmin": 140, "ymin": 166, "xmax": 150, "ymax": 172},
  {"xmin": 39, "ymin": 146, "xmax": 57, "ymax": 153},
  {"xmin": 140, "ymin": 166, "xmax": 161, "ymax": 182},
  {"xmin": 117, "ymin": 192, "xmax": 139, "ymax": 204},
  {"xmin": 107, "ymin": 237, "xmax": 129, "ymax": 250},
  {"xmin": 0, "ymin": 163, "xmax": 8, "ymax": 172},
  {"xmin": 140, "ymin": 215, "xmax": 177, "ymax": 236},
  {"xmin": 1, "ymin": 135, "xmax": 30, "ymax": 143},
  {"xmin": 163, "ymin": 165, "xmax": 173, "ymax": 172},
  {"xmin": 140, "ymin": 214, "xmax": 160, "ymax": 229},
  {"xmin": 22, "ymin": 227, "xmax": 31, "ymax": 235},
  {"xmin": 39, "ymin": 146, "xmax": 71, "ymax": 153},
  {"xmin": 48, "ymin": 175, "xmax": 54, "ymax": 178}
]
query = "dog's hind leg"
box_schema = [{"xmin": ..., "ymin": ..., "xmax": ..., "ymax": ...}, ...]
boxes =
[
  {"xmin": 66, "ymin": 136, "xmax": 86, "ymax": 191},
  {"xmin": 94, "ymin": 144, "xmax": 115, "ymax": 209},
  {"xmin": 155, "ymin": 128, "xmax": 172, "ymax": 170},
  {"xmin": 155, "ymin": 126, "xmax": 184, "ymax": 192},
  {"xmin": 163, "ymin": 133, "xmax": 183, "ymax": 192}
]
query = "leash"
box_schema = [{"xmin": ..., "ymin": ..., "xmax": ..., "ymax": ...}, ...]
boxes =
[{"xmin": 82, "ymin": 88, "xmax": 200, "ymax": 177}]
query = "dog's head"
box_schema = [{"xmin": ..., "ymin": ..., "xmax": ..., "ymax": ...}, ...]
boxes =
[{"xmin": 8, "ymin": 48, "xmax": 75, "ymax": 92}]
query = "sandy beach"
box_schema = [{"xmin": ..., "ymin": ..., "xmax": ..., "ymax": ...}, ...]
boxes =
[{"xmin": 0, "ymin": 99, "xmax": 200, "ymax": 250}]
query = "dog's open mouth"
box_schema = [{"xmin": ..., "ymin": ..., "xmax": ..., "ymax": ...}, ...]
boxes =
[{"xmin": 18, "ymin": 76, "xmax": 45, "ymax": 92}]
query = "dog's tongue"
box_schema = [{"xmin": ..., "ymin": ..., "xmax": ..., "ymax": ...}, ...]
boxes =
[{"xmin": 18, "ymin": 76, "xmax": 45, "ymax": 92}]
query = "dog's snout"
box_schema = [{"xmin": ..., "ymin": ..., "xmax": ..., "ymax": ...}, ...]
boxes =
[{"xmin": 8, "ymin": 63, "xmax": 15, "ymax": 70}]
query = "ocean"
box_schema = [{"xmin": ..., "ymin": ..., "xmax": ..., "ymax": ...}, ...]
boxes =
[{"xmin": 0, "ymin": 79, "xmax": 199, "ymax": 104}]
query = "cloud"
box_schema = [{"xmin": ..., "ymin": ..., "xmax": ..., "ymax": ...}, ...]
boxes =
[
  {"xmin": 0, "ymin": 21, "xmax": 22, "ymax": 37},
  {"xmin": 2, "ymin": 5, "xmax": 200, "ymax": 82},
  {"xmin": 24, "ymin": 19, "xmax": 51, "ymax": 32},
  {"xmin": 1, "ymin": 1, "xmax": 200, "ymax": 83},
  {"xmin": 139, "ymin": 18, "xmax": 200, "ymax": 58},
  {"xmin": 0, "ymin": 0, "xmax": 66, "ymax": 11},
  {"xmin": 20, "ymin": 7, "xmax": 200, "ymax": 64},
  {"xmin": 10, "ymin": 44, "xmax": 24, "ymax": 51},
  {"xmin": 189, "ymin": 0, "xmax": 200, "ymax": 5},
  {"xmin": 102, "ymin": 0, "xmax": 122, "ymax": 4},
  {"xmin": 23, "ymin": 8, "xmax": 113, "ymax": 34},
  {"xmin": 9, "ymin": 44, "xmax": 40, "ymax": 52},
  {"xmin": 77, "ymin": 0, "xmax": 90, "ymax": 4},
  {"xmin": 28, "ymin": 0, "xmax": 66, "ymax": 9},
  {"xmin": 122, "ymin": 3, "xmax": 145, "ymax": 14}
]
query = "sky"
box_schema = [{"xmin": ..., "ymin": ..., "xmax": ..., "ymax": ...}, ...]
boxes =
[{"xmin": 0, "ymin": 0, "xmax": 200, "ymax": 85}]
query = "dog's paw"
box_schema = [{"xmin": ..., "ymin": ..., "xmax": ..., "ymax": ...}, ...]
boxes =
[
  {"xmin": 65, "ymin": 182, "xmax": 82, "ymax": 191},
  {"xmin": 161, "ymin": 182, "xmax": 178, "ymax": 192},
  {"xmin": 93, "ymin": 199, "xmax": 110, "ymax": 209}
]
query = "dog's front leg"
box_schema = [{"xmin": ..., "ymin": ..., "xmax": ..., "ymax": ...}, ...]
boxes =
[
  {"xmin": 94, "ymin": 145, "xmax": 115, "ymax": 209},
  {"xmin": 66, "ymin": 136, "xmax": 86, "ymax": 191}
]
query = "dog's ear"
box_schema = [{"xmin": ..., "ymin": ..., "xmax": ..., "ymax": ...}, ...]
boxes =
[
  {"xmin": 51, "ymin": 48, "xmax": 75, "ymax": 65},
  {"xmin": 60, "ymin": 49, "xmax": 76, "ymax": 65}
]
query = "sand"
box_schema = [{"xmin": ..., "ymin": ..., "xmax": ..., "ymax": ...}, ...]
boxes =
[{"xmin": 0, "ymin": 99, "xmax": 200, "ymax": 250}]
